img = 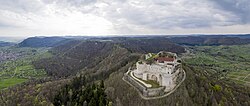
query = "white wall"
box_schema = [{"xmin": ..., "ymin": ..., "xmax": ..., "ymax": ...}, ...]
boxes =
[{"xmin": 134, "ymin": 61, "xmax": 177, "ymax": 90}]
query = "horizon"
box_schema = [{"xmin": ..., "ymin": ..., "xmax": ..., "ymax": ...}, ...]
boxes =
[
  {"xmin": 2, "ymin": 33, "xmax": 250, "ymax": 37},
  {"xmin": 1, "ymin": 33, "xmax": 250, "ymax": 43},
  {"xmin": 1, "ymin": 0, "xmax": 250, "ymax": 37}
]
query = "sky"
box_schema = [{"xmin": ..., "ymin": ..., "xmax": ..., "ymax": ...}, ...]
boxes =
[{"xmin": 0, "ymin": 0, "xmax": 250, "ymax": 37}]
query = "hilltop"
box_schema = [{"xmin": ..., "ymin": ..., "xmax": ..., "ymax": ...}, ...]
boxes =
[
  {"xmin": 0, "ymin": 35, "xmax": 250, "ymax": 105},
  {"xmin": 18, "ymin": 37, "xmax": 70, "ymax": 47}
]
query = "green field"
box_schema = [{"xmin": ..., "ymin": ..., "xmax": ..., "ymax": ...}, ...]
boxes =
[
  {"xmin": 227, "ymin": 70, "xmax": 250, "ymax": 85},
  {"xmin": 184, "ymin": 44, "xmax": 250, "ymax": 86},
  {"xmin": 0, "ymin": 78, "xmax": 27, "ymax": 89},
  {"xmin": 0, "ymin": 47, "xmax": 52, "ymax": 89}
]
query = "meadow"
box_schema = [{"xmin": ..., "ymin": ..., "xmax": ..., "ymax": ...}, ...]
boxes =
[
  {"xmin": 0, "ymin": 47, "xmax": 51, "ymax": 89},
  {"xmin": 0, "ymin": 78, "xmax": 27, "ymax": 89},
  {"xmin": 184, "ymin": 44, "xmax": 250, "ymax": 86}
]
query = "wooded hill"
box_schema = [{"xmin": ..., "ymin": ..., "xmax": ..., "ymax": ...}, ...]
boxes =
[
  {"xmin": 170, "ymin": 35, "xmax": 250, "ymax": 46},
  {"xmin": 0, "ymin": 41, "xmax": 15, "ymax": 47},
  {"xmin": 0, "ymin": 36, "xmax": 250, "ymax": 105},
  {"xmin": 18, "ymin": 37, "xmax": 70, "ymax": 47},
  {"xmin": 32, "ymin": 38, "xmax": 185, "ymax": 78}
]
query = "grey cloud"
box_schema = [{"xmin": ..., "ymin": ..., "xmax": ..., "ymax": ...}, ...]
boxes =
[
  {"xmin": 211, "ymin": 0, "xmax": 250, "ymax": 23},
  {"xmin": 99, "ymin": 0, "xmax": 240, "ymax": 30},
  {"xmin": 42, "ymin": 0, "xmax": 97, "ymax": 7},
  {"xmin": 0, "ymin": 22, "xmax": 13, "ymax": 28},
  {"xmin": 0, "ymin": 0, "xmax": 44, "ymax": 13},
  {"xmin": 0, "ymin": 0, "xmax": 245, "ymax": 30},
  {"xmin": 0, "ymin": 0, "xmax": 249, "ymax": 35}
]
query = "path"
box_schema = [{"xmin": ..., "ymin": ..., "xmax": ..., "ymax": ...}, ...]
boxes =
[
  {"xmin": 130, "ymin": 71, "xmax": 152, "ymax": 87},
  {"xmin": 243, "ymin": 73, "xmax": 250, "ymax": 81},
  {"xmin": 122, "ymin": 69, "xmax": 186, "ymax": 100}
]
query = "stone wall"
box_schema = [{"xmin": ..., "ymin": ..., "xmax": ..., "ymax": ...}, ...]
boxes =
[
  {"xmin": 124, "ymin": 71, "xmax": 166, "ymax": 97},
  {"xmin": 124, "ymin": 72, "xmax": 147, "ymax": 94},
  {"xmin": 143, "ymin": 87, "xmax": 165, "ymax": 97}
]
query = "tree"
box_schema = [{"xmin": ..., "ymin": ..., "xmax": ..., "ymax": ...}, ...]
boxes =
[
  {"xmin": 100, "ymin": 80, "xmax": 104, "ymax": 89},
  {"xmin": 88, "ymin": 98, "xmax": 96, "ymax": 106},
  {"xmin": 53, "ymin": 75, "xmax": 110, "ymax": 106}
]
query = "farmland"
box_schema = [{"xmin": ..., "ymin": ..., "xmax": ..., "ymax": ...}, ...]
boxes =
[
  {"xmin": 0, "ymin": 47, "xmax": 51, "ymax": 89},
  {"xmin": 0, "ymin": 78, "xmax": 27, "ymax": 89},
  {"xmin": 184, "ymin": 44, "xmax": 250, "ymax": 86}
]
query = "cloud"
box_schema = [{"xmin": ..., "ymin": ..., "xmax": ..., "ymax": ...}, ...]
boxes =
[
  {"xmin": 92, "ymin": 0, "xmax": 242, "ymax": 33},
  {"xmin": 0, "ymin": 0, "xmax": 114, "ymax": 35},
  {"xmin": 211, "ymin": 0, "xmax": 250, "ymax": 23},
  {"xmin": 0, "ymin": 0, "xmax": 45, "ymax": 13},
  {"xmin": 0, "ymin": 0, "xmax": 249, "ymax": 36}
]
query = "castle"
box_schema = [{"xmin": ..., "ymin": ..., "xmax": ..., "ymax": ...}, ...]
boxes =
[{"xmin": 133, "ymin": 51, "xmax": 180, "ymax": 91}]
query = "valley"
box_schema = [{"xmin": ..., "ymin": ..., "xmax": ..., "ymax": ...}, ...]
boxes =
[
  {"xmin": 0, "ymin": 35, "xmax": 250, "ymax": 105},
  {"xmin": 1, "ymin": 0, "xmax": 250, "ymax": 105},
  {"xmin": 184, "ymin": 45, "xmax": 250, "ymax": 86},
  {"xmin": 0, "ymin": 47, "xmax": 51, "ymax": 89}
]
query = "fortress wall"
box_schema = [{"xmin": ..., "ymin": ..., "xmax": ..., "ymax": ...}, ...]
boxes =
[
  {"xmin": 162, "ymin": 75, "xmax": 173, "ymax": 86},
  {"xmin": 142, "ymin": 73, "xmax": 147, "ymax": 80},
  {"xmin": 133, "ymin": 69, "xmax": 143, "ymax": 78},
  {"xmin": 137, "ymin": 63, "xmax": 174, "ymax": 75},
  {"xmin": 124, "ymin": 72, "xmax": 147, "ymax": 94},
  {"xmin": 134, "ymin": 73, "xmax": 143, "ymax": 78},
  {"xmin": 145, "ymin": 87, "xmax": 165, "ymax": 97},
  {"xmin": 124, "ymin": 71, "xmax": 166, "ymax": 97},
  {"xmin": 137, "ymin": 63, "xmax": 148, "ymax": 72}
]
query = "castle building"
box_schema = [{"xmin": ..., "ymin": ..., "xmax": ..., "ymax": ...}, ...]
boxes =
[{"xmin": 133, "ymin": 51, "xmax": 180, "ymax": 91}]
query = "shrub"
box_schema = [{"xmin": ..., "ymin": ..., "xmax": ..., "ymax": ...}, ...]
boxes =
[{"xmin": 213, "ymin": 84, "xmax": 222, "ymax": 92}]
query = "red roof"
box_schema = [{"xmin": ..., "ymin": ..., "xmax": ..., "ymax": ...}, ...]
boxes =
[{"xmin": 156, "ymin": 57, "xmax": 174, "ymax": 62}]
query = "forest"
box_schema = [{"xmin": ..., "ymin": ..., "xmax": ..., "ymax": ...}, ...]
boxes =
[
  {"xmin": 0, "ymin": 35, "xmax": 250, "ymax": 106},
  {"xmin": 53, "ymin": 75, "xmax": 111, "ymax": 106}
]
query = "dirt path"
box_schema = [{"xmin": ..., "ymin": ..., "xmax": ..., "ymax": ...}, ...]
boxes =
[{"xmin": 243, "ymin": 74, "xmax": 250, "ymax": 80}]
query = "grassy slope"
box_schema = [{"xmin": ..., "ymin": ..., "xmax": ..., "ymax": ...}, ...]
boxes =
[
  {"xmin": 0, "ymin": 43, "xmax": 138, "ymax": 105},
  {"xmin": 0, "ymin": 78, "xmax": 27, "ymax": 89}
]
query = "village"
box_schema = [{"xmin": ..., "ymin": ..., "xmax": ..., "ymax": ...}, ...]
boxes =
[{"xmin": 0, "ymin": 51, "xmax": 19, "ymax": 63}]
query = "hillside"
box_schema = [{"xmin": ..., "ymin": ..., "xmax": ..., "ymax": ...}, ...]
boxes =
[
  {"xmin": 33, "ymin": 38, "xmax": 185, "ymax": 78},
  {"xmin": 0, "ymin": 40, "xmax": 138, "ymax": 105},
  {"xmin": 115, "ymin": 37, "xmax": 185, "ymax": 54},
  {"xmin": 104, "ymin": 63, "xmax": 250, "ymax": 106},
  {"xmin": 33, "ymin": 40, "xmax": 117, "ymax": 77},
  {"xmin": 184, "ymin": 45, "xmax": 250, "ymax": 86},
  {"xmin": 18, "ymin": 37, "xmax": 70, "ymax": 47},
  {"xmin": 0, "ymin": 47, "xmax": 51, "ymax": 90},
  {"xmin": 1, "ymin": 37, "xmax": 250, "ymax": 106},
  {"xmin": 170, "ymin": 35, "xmax": 250, "ymax": 46},
  {"xmin": 0, "ymin": 41, "xmax": 15, "ymax": 47}
]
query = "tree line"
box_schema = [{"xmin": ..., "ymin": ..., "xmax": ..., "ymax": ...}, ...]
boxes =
[{"xmin": 53, "ymin": 75, "xmax": 111, "ymax": 106}]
